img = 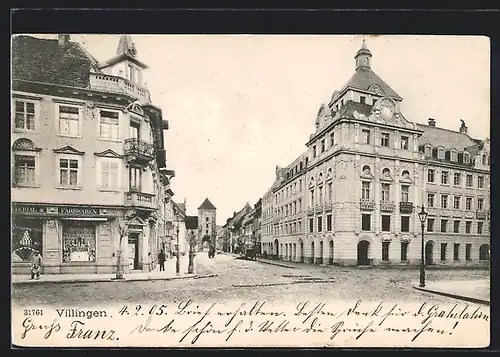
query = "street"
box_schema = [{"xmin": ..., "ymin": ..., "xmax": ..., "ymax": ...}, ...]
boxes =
[{"xmin": 12, "ymin": 252, "xmax": 489, "ymax": 308}]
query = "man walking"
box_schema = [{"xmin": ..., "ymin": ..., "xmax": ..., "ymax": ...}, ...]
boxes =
[
  {"xmin": 30, "ymin": 251, "xmax": 42, "ymax": 280},
  {"xmin": 158, "ymin": 249, "xmax": 166, "ymax": 272}
]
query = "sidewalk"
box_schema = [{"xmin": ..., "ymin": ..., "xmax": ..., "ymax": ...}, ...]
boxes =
[
  {"xmin": 12, "ymin": 255, "xmax": 215, "ymax": 285},
  {"xmin": 414, "ymin": 279, "xmax": 490, "ymax": 305}
]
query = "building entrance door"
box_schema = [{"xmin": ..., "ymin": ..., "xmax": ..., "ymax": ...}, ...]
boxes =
[
  {"xmin": 128, "ymin": 233, "xmax": 140, "ymax": 270},
  {"xmin": 357, "ymin": 240, "xmax": 370, "ymax": 265}
]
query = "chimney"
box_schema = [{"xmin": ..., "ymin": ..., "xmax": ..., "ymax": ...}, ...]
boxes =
[
  {"xmin": 459, "ymin": 119, "xmax": 468, "ymax": 134},
  {"xmin": 428, "ymin": 118, "xmax": 436, "ymax": 127},
  {"xmin": 58, "ymin": 34, "xmax": 70, "ymax": 47}
]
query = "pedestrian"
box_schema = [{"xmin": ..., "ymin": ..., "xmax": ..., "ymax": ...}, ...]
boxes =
[
  {"xmin": 158, "ymin": 249, "xmax": 166, "ymax": 272},
  {"xmin": 30, "ymin": 251, "xmax": 42, "ymax": 280}
]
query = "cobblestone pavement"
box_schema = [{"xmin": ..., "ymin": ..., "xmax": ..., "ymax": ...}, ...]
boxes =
[{"xmin": 12, "ymin": 252, "xmax": 489, "ymax": 307}]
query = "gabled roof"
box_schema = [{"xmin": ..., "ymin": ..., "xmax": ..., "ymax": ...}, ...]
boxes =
[
  {"xmin": 11, "ymin": 35, "xmax": 100, "ymax": 88},
  {"xmin": 198, "ymin": 198, "xmax": 216, "ymax": 210},
  {"xmin": 417, "ymin": 124, "xmax": 478, "ymax": 150},
  {"xmin": 337, "ymin": 67, "xmax": 402, "ymax": 100}
]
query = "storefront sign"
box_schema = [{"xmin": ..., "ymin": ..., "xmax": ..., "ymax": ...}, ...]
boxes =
[
  {"xmin": 12, "ymin": 205, "xmax": 46, "ymax": 215},
  {"xmin": 58, "ymin": 207, "xmax": 100, "ymax": 216},
  {"xmin": 12, "ymin": 204, "xmax": 105, "ymax": 217}
]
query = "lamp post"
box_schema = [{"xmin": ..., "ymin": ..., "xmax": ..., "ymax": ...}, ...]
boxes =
[
  {"xmin": 418, "ymin": 205, "xmax": 428, "ymax": 287},
  {"xmin": 176, "ymin": 223, "xmax": 180, "ymax": 275}
]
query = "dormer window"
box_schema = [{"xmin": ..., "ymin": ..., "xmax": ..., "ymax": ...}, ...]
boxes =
[
  {"xmin": 451, "ymin": 150, "xmax": 458, "ymax": 162},
  {"xmin": 381, "ymin": 133, "xmax": 390, "ymax": 147},
  {"xmin": 463, "ymin": 152, "xmax": 470, "ymax": 164},
  {"xmin": 360, "ymin": 96, "xmax": 366, "ymax": 104},
  {"xmin": 424, "ymin": 145, "xmax": 432, "ymax": 157},
  {"xmin": 341, "ymin": 99, "xmax": 344, "ymax": 107},
  {"xmin": 361, "ymin": 129, "xmax": 371, "ymax": 144},
  {"xmin": 312, "ymin": 145, "xmax": 317, "ymax": 158},
  {"xmin": 321, "ymin": 139, "xmax": 326, "ymax": 153},
  {"xmin": 401, "ymin": 136, "xmax": 409, "ymax": 150},
  {"xmin": 438, "ymin": 148, "xmax": 445, "ymax": 159},
  {"xmin": 481, "ymin": 155, "xmax": 487, "ymax": 165}
]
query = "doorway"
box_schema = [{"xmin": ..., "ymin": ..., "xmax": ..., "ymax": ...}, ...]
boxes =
[
  {"xmin": 329, "ymin": 240, "xmax": 334, "ymax": 265},
  {"xmin": 299, "ymin": 239, "xmax": 304, "ymax": 262},
  {"xmin": 128, "ymin": 232, "xmax": 140, "ymax": 270},
  {"xmin": 425, "ymin": 241, "xmax": 434, "ymax": 265},
  {"xmin": 274, "ymin": 239, "xmax": 279, "ymax": 257},
  {"xmin": 357, "ymin": 240, "xmax": 370, "ymax": 265}
]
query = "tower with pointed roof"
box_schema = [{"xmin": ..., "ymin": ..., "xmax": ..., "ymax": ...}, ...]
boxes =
[{"xmin": 198, "ymin": 198, "xmax": 217, "ymax": 248}]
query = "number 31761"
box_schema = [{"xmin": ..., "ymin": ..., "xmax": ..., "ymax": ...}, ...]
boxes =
[{"xmin": 24, "ymin": 309, "xmax": 43, "ymax": 316}]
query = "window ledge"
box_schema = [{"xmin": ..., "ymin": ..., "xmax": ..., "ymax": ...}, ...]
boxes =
[
  {"xmin": 12, "ymin": 184, "xmax": 40, "ymax": 188},
  {"xmin": 56, "ymin": 186, "xmax": 83, "ymax": 191},
  {"xmin": 57, "ymin": 134, "xmax": 82, "ymax": 139},
  {"xmin": 13, "ymin": 128, "xmax": 37, "ymax": 134},
  {"xmin": 98, "ymin": 188, "xmax": 121, "ymax": 193},
  {"xmin": 98, "ymin": 138, "xmax": 122, "ymax": 143}
]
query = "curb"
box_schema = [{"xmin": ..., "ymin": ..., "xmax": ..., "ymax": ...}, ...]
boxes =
[
  {"xmin": 255, "ymin": 259, "xmax": 296, "ymax": 269},
  {"xmin": 12, "ymin": 273, "xmax": 218, "ymax": 286},
  {"xmin": 413, "ymin": 284, "xmax": 490, "ymax": 306}
]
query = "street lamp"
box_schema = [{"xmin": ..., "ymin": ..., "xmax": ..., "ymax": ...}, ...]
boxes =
[
  {"xmin": 418, "ymin": 205, "xmax": 428, "ymax": 287},
  {"xmin": 176, "ymin": 223, "xmax": 180, "ymax": 275}
]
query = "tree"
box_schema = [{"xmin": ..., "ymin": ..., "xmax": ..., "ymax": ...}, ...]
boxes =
[{"xmin": 114, "ymin": 219, "xmax": 129, "ymax": 280}]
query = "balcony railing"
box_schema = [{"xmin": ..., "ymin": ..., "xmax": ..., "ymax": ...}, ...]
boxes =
[
  {"xmin": 324, "ymin": 202, "xmax": 333, "ymax": 211},
  {"xmin": 124, "ymin": 138, "xmax": 155, "ymax": 164},
  {"xmin": 380, "ymin": 201, "xmax": 395, "ymax": 212},
  {"xmin": 360, "ymin": 199, "xmax": 375, "ymax": 211},
  {"xmin": 399, "ymin": 201, "xmax": 414, "ymax": 213},
  {"xmin": 125, "ymin": 191, "xmax": 157, "ymax": 211},
  {"xmin": 89, "ymin": 73, "xmax": 151, "ymax": 103},
  {"xmin": 476, "ymin": 210, "xmax": 487, "ymax": 220}
]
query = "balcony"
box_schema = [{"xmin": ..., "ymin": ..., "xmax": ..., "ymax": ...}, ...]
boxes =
[
  {"xmin": 399, "ymin": 201, "xmax": 414, "ymax": 214},
  {"xmin": 360, "ymin": 199, "xmax": 375, "ymax": 211},
  {"xmin": 89, "ymin": 73, "xmax": 151, "ymax": 103},
  {"xmin": 476, "ymin": 210, "xmax": 487, "ymax": 220},
  {"xmin": 315, "ymin": 204, "xmax": 323, "ymax": 213},
  {"xmin": 125, "ymin": 191, "xmax": 157, "ymax": 211},
  {"xmin": 124, "ymin": 138, "xmax": 155, "ymax": 165},
  {"xmin": 324, "ymin": 202, "xmax": 333, "ymax": 212},
  {"xmin": 380, "ymin": 201, "xmax": 395, "ymax": 212}
]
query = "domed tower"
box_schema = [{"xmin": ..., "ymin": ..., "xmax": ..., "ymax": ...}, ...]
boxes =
[
  {"xmin": 198, "ymin": 198, "xmax": 217, "ymax": 249},
  {"xmin": 355, "ymin": 38, "xmax": 372, "ymax": 70}
]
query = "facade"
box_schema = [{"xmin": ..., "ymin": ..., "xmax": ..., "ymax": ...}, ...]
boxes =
[
  {"xmin": 260, "ymin": 40, "xmax": 490, "ymax": 267},
  {"xmin": 197, "ymin": 198, "xmax": 217, "ymax": 248},
  {"xmin": 11, "ymin": 34, "xmax": 174, "ymax": 274},
  {"xmin": 172, "ymin": 201, "xmax": 189, "ymax": 256},
  {"xmin": 222, "ymin": 203, "xmax": 252, "ymax": 253}
]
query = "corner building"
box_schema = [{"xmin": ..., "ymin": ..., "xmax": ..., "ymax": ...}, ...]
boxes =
[
  {"xmin": 261, "ymin": 40, "xmax": 490, "ymax": 267},
  {"xmin": 11, "ymin": 35, "xmax": 173, "ymax": 274}
]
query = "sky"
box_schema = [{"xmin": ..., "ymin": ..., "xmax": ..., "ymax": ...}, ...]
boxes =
[{"xmin": 32, "ymin": 34, "xmax": 490, "ymax": 225}]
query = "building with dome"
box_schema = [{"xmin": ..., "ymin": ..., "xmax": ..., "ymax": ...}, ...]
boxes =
[
  {"xmin": 261, "ymin": 39, "xmax": 490, "ymax": 267},
  {"xmin": 11, "ymin": 34, "xmax": 175, "ymax": 275}
]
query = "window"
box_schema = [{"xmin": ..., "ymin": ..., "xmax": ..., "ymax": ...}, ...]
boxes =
[
  {"xmin": 451, "ymin": 151, "xmax": 458, "ymax": 162},
  {"xmin": 401, "ymin": 216, "xmax": 410, "ymax": 232},
  {"xmin": 326, "ymin": 214, "xmax": 332, "ymax": 231},
  {"xmin": 360, "ymin": 96, "xmax": 366, "ymax": 104},
  {"xmin": 299, "ymin": 179, "xmax": 302, "ymax": 191},
  {"xmin": 318, "ymin": 186, "xmax": 323, "ymax": 203},
  {"xmin": 14, "ymin": 155, "xmax": 36, "ymax": 186},
  {"xmin": 361, "ymin": 214, "xmax": 371, "ymax": 231},
  {"xmin": 477, "ymin": 222, "xmax": 483, "ymax": 234},
  {"xmin": 400, "ymin": 136, "xmax": 409, "ymax": 150},
  {"xmin": 317, "ymin": 216, "xmax": 323, "ymax": 232},
  {"xmin": 401, "ymin": 242, "xmax": 409, "ymax": 261},
  {"xmin": 401, "ymin": 185, "xmax": 409, "ymax": 202},
  {"xmin": 441, "ymin": 219, "xmax": 448, "ymax": 233},
  {"xmin": 58, "ymin": 105, "xmax": 80, "ymax": 136},
  {"xmin": 382, "ymin": 242, "xmax": 390, "ymax": 261},
  {"xmin": 362, "ymin": 182, "xmax": 371, "ymax": 200},
  {"xmin": 381, "ymin": 133, "xmax": 390, "ymax": 147},
  {"xmin": 438, "ymin": 148, "xmax": 445, "ymax": 159},
  {"xmin": 99, "ymin": 159, "xmax": 119, "ymax": 190},
  {"xmin": 466, "ymin": 197, "xmax": 472, "ymax": 210},
  {"xmin": 453, "ymin": 244, "xmax": 459, "ymax": 261},
  {"xmin": 466, "ymin": 174, "xmax": 473, "ymax": 187},
  {"xmin": 464, "ymin": 152, "xmax": 470, "ymax": 163},
  {"xmin": 477, "ymin": 198, "xmax": 484, "ymax": 211},
  {"xmin": 309, "ymin": 218, "xmax": 314, "ymax": 233},
  {"xmin": 477, "ymin": 176, "xmax": 484, "ymax": 189},
  {"xmin": 129, "ymin": 166, "xmax": 142, "ymax": 191},
  {"xmin": 382, "ymin": 215, "xmax": 391, "ymax": 232},
  {"xmin": 479, "ymin": 244, "xmax": 489, "ymax": 260},
  {"xmin": 381, "ymin": 184, "xmax": 390, "ymax": 201},
  {"xmin": 425, "ymin": 145, "xmax": 432, "ymax": 156},
  {"xmin": 427, "ymin": 193, "xmax": 435, "ymax": 208},
  {"xmin": 330, "ymin": 132, "xmax": 335, "ymax": 147},
  {"xmin": 328, "ymin": 183, "xmax": 333, "ymax": 201},
  {"xmin": 441, "ymin": 171, "xmax": 448, "ymax": 185},
  {"xmin": 440, "ymin": 195, "xmax": 448, "ymax": 209},
  {"xmin": 372, "ymin": 97, "xmax": 377, "ymax": 105},
  {"xmin": 466, "ymin": 244, "xmax": 471, "ymax": 261},
  {"xmin": 310, "ymin": 189, "xmax": 314, "ymax": 206},
  {"xmin": 362, "ymin": 129, "xmax": 371, "ymax": 144},
  {"xmin": 99, "ymin": 110, "xmax": 120, "ymax": 140},
  {"xmin": 62, "ymin": 221, "xmax": 96, "ymax": 263},
  {"xmin": 427, "ymin": 218, "xmax": 435, "ymax": 232},
  {"xmin": 453, "ymin": 173, "xmax": 461, "ymax": 186},
  {"xmin": 453, "ymin": 196, "xmax": 461, "ymax": 210},
  {"xmin": 440, "ymin": 243, "xmax": 447, "ymax": 261},
  {"xmin": 453, "ymin": 220, "xmax": 460, "ymax": 233},
  {"xmin": 321, "ymin": 139, "xmax": 326, "ymax": 153},
  {"xmin": 14, "ymin": 100, "xmax": 35, "ymax": 130},
  {"xmin": 59, "ymin": 157, "xmax": 80, "ymax": 187},
  {"xmin": 465, "ymin": 221, "xmax": 472, "ymax": 234},
  {"xmin": 12, "ymin": 217, "xmax": 43, "ymax": 262},
  {"xmin": 427, "ymin": 169, "xmax": 435, "ymax": 183}
]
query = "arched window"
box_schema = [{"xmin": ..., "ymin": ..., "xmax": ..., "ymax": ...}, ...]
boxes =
[
  {"xmin": 362, "ymin": 165, "xmax": 371, "ymax": 175},
  {"xmin": 382, "ymin": 168, "xmax": 391, "ymax": 177},
  {"xmin": 401, "ymin": 170, "xmax": 410, "ymax": 178},
  {"xmin": 206, "ymin": 217, "xmax": 209, "ymax": 222},
  {"xmin": 479, "ymin": 244, "xmax": 490, "ymax": 260}
]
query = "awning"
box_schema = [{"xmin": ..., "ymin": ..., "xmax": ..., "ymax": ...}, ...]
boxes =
[{"xmin": 60, "ymin": 217, "xmax": 109, "ymax": 222}]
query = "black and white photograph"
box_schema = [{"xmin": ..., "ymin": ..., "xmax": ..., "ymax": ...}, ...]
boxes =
[{"xmin": 11, "ymin": 32, "xmax": 490, "ymax": 348}]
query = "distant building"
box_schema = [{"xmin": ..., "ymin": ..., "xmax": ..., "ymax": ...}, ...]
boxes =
[{"xmin": 197, "ymin": 198, "xmax": 217, "ymax": 248}]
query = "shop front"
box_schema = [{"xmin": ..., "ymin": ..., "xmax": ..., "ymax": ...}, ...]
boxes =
[{"xmin": 11, "ymin": 203, "xmax": 120, "ymax": 275}]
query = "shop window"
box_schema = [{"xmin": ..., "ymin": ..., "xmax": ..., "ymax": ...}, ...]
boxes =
[
  {"xmin": 11, "ymin": 217, "xmax": 43, "ymax": 262},
  {"xmin": 62, "ymin": 221, "xmax": 96, "ymax": 262}
]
